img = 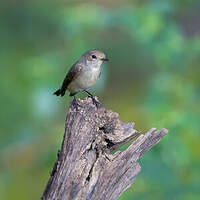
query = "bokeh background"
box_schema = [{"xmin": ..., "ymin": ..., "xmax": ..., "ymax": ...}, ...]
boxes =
[{"xmin": 1, "ymin": 0, "xmax": 200, "ymax": 199}]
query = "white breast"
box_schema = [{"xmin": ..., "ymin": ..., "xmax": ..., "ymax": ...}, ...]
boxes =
[
  {"xmin": 68, "ymin": 66, "xmax": 101, "ymax": 93},
  {"xmin": 79, "ymin": 66, "xmax": 100, "ymax": 88}
]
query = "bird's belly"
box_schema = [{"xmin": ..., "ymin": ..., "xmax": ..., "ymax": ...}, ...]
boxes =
[
  {"xmin": 78, "ymin": 69, "xmax": 100, "ymax": 88},
  {"xmin": 68, "ymin": 68, "xmax": 100, "ymax": 93}
]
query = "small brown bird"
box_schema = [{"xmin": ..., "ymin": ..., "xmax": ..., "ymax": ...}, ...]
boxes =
[{"xmin": 54, "ymin": 49, "xmax": 109, "ymax": 108}]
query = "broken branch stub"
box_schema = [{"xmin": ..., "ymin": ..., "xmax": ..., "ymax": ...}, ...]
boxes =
[{"xmin": 41, "ymin": 97, "xmax": 168, "ymax": 200}]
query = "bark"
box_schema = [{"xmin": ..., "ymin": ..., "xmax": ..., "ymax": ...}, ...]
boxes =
[{"xmin": 41, "ymin": 97, "xmax": 168, "ymax": 200}]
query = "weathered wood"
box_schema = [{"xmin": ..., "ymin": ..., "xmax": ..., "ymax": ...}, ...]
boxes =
[{"xmin": 41, "ymin": 97, "xmax": 168, "ymax": 200}]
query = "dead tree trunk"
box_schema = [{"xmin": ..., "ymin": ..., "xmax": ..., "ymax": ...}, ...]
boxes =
[{"xmin": 41, "ymin": 97, "xmax": 168, "ymax": 200}]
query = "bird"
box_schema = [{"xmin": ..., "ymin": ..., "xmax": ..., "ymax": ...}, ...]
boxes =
[{"xmin": 54, "ymin": 49, "xmax": 109, "ymax": 109}]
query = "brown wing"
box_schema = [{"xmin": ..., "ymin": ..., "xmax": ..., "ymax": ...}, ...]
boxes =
[{"xmin": 57, "ymin": 63, "xmax": 82, "ymax": 96}]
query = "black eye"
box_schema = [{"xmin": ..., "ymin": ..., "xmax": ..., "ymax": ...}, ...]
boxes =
[{"xmin": 91, "ymin": 54, "xmax": 97, "ymax": 59}]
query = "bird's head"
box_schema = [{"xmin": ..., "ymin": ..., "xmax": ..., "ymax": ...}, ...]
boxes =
[{"xmin": 82, "ymin": 49, "xmax": 109, "ymax": 67}]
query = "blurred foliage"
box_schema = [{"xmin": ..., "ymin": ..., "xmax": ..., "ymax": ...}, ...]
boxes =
[{"xmin": 0, "ymin": 0, "xmax": 200, "ymax": 199}]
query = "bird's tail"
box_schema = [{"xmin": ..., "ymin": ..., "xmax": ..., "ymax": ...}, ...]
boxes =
[
  {"xmin": 53, "ymin": 88, "xmax": 66, "ymax": 96},
  {"xmin": 54, "ymin": 89, "xmax": 62, "ymax": 96}
]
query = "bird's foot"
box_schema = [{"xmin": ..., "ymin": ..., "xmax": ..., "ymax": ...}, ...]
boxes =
[
  {"xmin": 83, "ymin": 90, "xmax": 104, "ymax": 109},
  {"xmin": 89, "ymin": 96, "xmax": 104, "ymax": 109},
  {"xmin": 72, "ymin": 97, "xmax": 81, "ymax": 111}
]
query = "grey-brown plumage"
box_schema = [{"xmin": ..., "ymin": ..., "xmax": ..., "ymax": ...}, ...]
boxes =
[
  {"xmin": 54, "ymin": 49, "xmax": 108, "ymax": 99},
  {"xmin": 54, "ymin": 63, "xmax": 82, "ymax": 97}
]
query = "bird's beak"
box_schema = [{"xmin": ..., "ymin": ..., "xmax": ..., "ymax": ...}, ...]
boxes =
[{"xmin": 102, "ymin": 58, "xmax": 109, "ymax": 61}]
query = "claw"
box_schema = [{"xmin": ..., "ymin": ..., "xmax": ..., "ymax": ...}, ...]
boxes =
[
  {"xmin": 72, "ymin": 97, "xmax": 79, "ymax": 111},
  {"xmin": 91, "ymin": 96, "xmax": 104, "ymax": 109},
  {"xmin": 84, "ymin": 90, "xmax": 104, "ymax": 109}
]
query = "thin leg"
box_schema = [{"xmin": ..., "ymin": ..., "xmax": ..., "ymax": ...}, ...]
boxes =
[
  {"xmin": 84, "ymin": 90, "xmax": 93, "ymax": 97},
  {"xmin": 84, "ymin": 90, "xmax": 103, "ymax": 109}
]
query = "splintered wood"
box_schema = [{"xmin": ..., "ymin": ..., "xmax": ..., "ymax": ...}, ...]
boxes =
[{"xmin": 42, "ymin": 97, "xmax": 168, "ymax": 200}]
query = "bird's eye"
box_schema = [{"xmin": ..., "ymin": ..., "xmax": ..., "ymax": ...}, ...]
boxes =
[{"xmin": 91, "ymin": 54, "xmax": 97, "ymax": 59}]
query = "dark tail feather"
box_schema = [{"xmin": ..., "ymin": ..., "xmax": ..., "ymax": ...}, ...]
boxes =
[
  {"xmin": 54, "ymin": 89, "xmax": 61, "ymax": 96},
  {"xmin": 53, "ymin": 88, "xmax": 66, "ymax": 96}
]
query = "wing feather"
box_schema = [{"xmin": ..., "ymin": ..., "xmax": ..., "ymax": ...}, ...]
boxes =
[{"xmin": 59, "ymin": 63, "xmax": 82, "ymax": 96}]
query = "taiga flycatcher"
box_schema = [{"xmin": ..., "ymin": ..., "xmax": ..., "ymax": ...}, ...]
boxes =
[{"xmin": 54, "ymin": 49, "xmax": 109, "ymax": 108}]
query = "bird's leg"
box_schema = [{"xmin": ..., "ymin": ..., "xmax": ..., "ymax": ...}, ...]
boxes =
[
  {"xmin": 84, "ymin": 90, "xmax": 93, "ymax": 97},
  {"xmin": 84, "ymin": 90, "xmax": 103, "ymax": 108}
]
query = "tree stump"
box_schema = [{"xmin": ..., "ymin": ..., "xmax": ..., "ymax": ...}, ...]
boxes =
[{"xmin": 41, "ymin": 97, "xmax": 168, "ymax": 200}]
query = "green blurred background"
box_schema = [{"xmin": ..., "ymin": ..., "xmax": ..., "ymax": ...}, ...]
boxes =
[{"xmin": 1, "ymin": 0, "xmax": 200, "ymax": 199}]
